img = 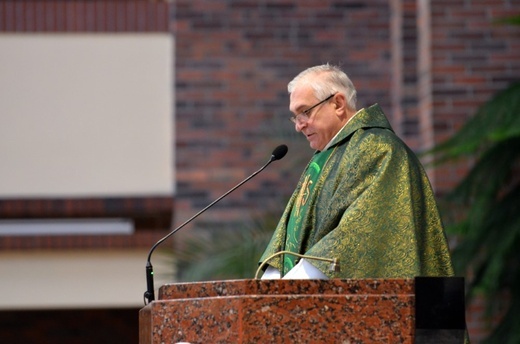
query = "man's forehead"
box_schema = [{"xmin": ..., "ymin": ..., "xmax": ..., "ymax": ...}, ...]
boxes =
[{"xmin": 289, "ymin": 85, "xmax": 315, "ymax": 112}]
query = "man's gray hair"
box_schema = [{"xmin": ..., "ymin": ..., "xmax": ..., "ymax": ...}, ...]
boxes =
[{"xmin": 288, "ymin": 63, "xmax": 357, "ymax": 111}]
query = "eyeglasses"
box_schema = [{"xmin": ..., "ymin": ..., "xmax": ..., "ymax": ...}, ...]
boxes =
[{"xmin": 289, "ymin": 94, "xmax": 335, "ymax": 124}]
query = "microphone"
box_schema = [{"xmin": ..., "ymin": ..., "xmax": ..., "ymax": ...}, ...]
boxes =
[
  {"xmin": 255, "ymin": 250, "xmax": 340, "ymax": 279},
  {"xmin": 144, "ymin": 144, "xmax": 288, "ymax": 304}
]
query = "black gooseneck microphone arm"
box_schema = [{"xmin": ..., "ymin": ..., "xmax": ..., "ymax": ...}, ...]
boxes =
[{"xmin": 144, "ymin": 144, "xmax": 288, "ymax": 304}]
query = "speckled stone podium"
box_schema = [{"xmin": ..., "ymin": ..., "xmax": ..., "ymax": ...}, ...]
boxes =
[{"xmin": 139, "ymin": 279, "xmax": 416, "ymax": 343}]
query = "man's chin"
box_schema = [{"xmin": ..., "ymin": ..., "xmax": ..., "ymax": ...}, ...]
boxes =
[{"xmin": 309, "ymin": 142, "xmax": 323, "ymax": 151}]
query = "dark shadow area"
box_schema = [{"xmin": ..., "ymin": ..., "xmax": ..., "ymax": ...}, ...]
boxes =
[{"xmin": 0, "ymin": 308, "xmax": 139, "ymax": 344}]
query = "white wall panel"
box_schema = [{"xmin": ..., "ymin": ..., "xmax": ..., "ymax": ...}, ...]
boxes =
[{"xmin": 0, "ymin": 34, "xmax": 174, "ymax": 198}]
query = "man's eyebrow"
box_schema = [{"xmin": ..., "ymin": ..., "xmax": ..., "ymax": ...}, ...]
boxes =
[{"xmin": 291, "ymin": 103, "xmax": 309, "ymax": 114}]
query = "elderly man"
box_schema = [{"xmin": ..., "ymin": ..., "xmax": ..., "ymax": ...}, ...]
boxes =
[{"xmin": 259, "ymin": 64, "xmax": 454, "ymax": 279}]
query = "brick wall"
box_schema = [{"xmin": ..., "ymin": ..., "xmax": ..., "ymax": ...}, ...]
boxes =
[
  {"xmin": 0, "ymin": 0, "xmax": 169, "ymax": 32},
  {"xmin": 390, "ymin": 0, "xmax": 421, "ymax": 147},
  {"xmin": 173, "ymin": 0, "xmax": 395, "ymax": 229},
  {"xmin": 422, "ymin": 0, "xmax": 520, "ymax": 192},
  {"xmin": 174, "ymin": 0, "xmax": 519, "ymax": 228}
]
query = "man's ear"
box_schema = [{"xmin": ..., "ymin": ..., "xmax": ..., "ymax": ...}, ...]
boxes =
[
  {"xmin": 334, "ymin": 94, "xmax": 354, "ymax": 122},
  {"xmin": 333, "ymin": 93, "xmax": 347, "ymax": 113}
]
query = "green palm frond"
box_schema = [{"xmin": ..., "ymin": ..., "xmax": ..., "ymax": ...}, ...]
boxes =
[
  {"xmin": 493, "ymin": 16, "xmax": 520, "ymax": 26},
  {"xmin": 427, "ymin": 82, "xmax": 520, "ymax": 163},
  {"xmin": 450, "ymin": 136, "xmax": 520, "ymax": 196},
  {"xmin": 428, "ymin": 80, "xmax": 520, "ymax": 343}
]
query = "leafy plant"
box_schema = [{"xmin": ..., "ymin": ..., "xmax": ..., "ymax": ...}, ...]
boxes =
[{"xmin": 427, "ymin": 80, "xmax": 520, "ymax": 344}]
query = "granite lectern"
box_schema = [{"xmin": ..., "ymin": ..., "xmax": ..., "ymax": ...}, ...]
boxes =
[{"xmin": 139, "ymin": 277, "xmax": 465, "ymax": 343}]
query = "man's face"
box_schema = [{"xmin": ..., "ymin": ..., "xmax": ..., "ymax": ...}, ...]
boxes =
[{"xmin": 289, "ymin": 85, "xmax": 339, "ymax": 151}]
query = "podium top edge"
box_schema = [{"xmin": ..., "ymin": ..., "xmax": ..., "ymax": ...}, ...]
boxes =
[{"xmin": 157, "ymin": 278, "xmax": 420, "ymax": 300}]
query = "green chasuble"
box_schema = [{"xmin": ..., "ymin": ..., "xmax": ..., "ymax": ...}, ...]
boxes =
[{"xmin": 260, "ymin": 104, "xmax": 454, "ymax": 278}]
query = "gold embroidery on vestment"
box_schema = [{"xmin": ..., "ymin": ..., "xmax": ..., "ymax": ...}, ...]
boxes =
[{"xmin": 295, "ymin": 174, "xmax": 312, "ymax": 217}]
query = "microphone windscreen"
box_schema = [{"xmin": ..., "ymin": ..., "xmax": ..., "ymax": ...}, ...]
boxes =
[{"xmin": 272, "ymin": 144, "xmax": 288, "ymax": 161}]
